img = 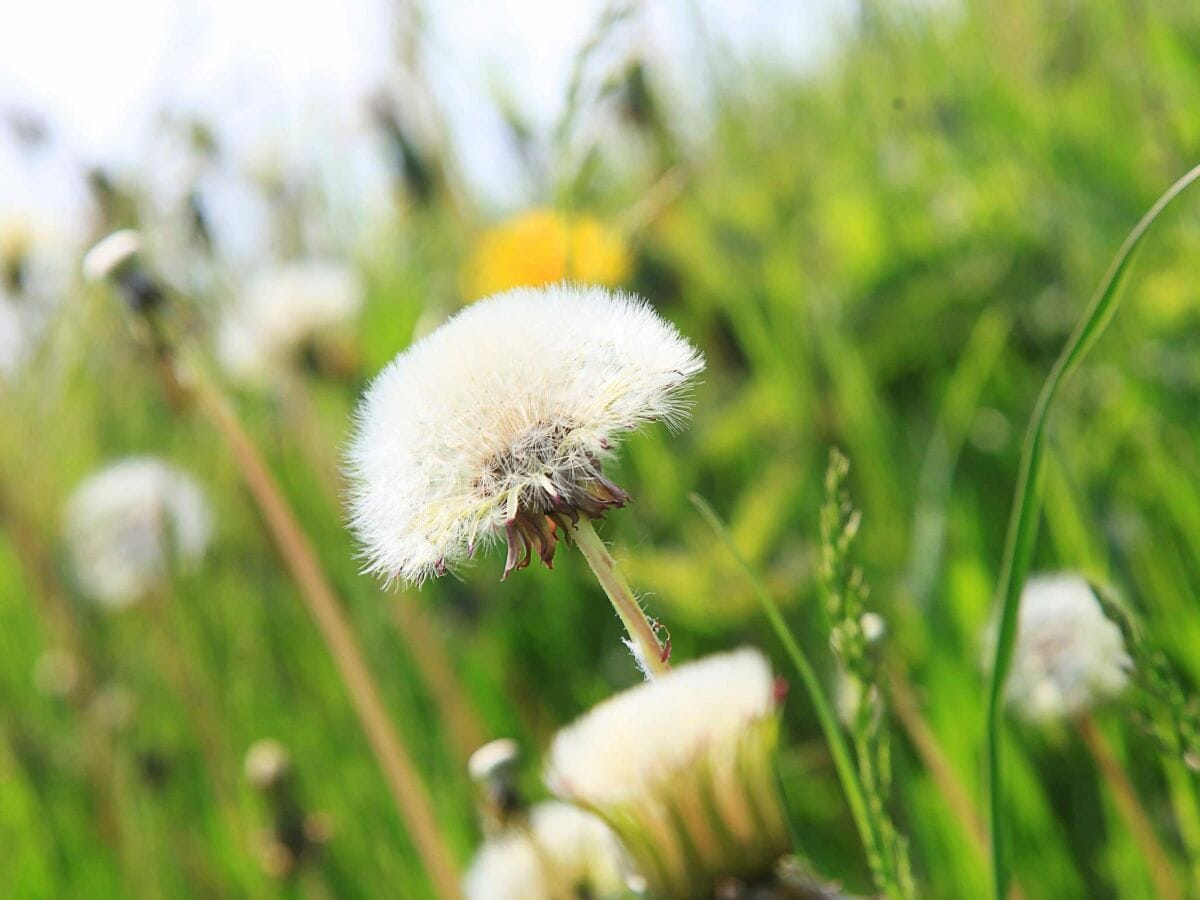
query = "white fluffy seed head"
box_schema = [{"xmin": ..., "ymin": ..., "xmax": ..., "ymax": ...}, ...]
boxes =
[
  {"xmin": 64, "ymin": 457, "xmax": 212, "ymax": 609},
  {"xmin": 83, "ymin": 229, "xmax": 141, "ymax": 283},
  {"xmin": 346, "ymin": 283, "xmax": 705, "ymax": 585},
  {"xmin": 217, "ymin": 259, "xmax": 364, "ymax": 386},
  {"xmin": 545, "ymin": 648, "xmax": 788, "ymax": 895},
  {"xmin": 1001, "ymin": 573, "xmax": 1131, "ymax": 722},
  {"xmin": 463, "ymin": 802, "xmax": 626, "ymax": 900}
]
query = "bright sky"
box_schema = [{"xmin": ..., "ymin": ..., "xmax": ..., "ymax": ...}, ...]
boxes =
[{"xmin": 0, "ymin": 0, "xmax": 855, "ymax": 255}]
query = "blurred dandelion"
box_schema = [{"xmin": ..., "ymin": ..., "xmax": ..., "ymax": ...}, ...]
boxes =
[
  {"xmin": 465, "ymin": 737, "xmax": 626, "ymax": 900},
  {"xmin": 217, "ymin": 260, "xmax": 364, "ymax": 387},
  {"xmin": 462, "ymin": 209, "xmax": 630, "ymax": 301},
  {"xmin": 995, "ymin": 573, "xmax": 1131, "ymax": 722},
  {"xmin": 64, "ymin": 457, "xmax": 212, "ymax": 609},
  {"xmin": 347, "ymin": 283, "xmax": 702, "ymax": 674},
  {"xmin": 545, "ymin": 648, "xmax": 790, "ymax": 897},
  {"xmin": 464, "ymin": 802, "xmax": 627, "ymax": 900}
]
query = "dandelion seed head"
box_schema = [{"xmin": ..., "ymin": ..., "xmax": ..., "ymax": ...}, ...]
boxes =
[
  {"xmin": 463, "ymin": 833, "xmax": 541, "ymax": 900},
  {"xmin": 64, "ymin": 457, "xmax": 212, "ymax": 609},
  {"xmin": 463, "ymin": 801, "xmax": 626, "ymax": 900},
  {"xmin": 217, "ymin": 260, "xmax": 364, "ymax": 386},
  {"xmin": 545, "ymin": 648, "xmax": 788, "ymax": 895},
  {"xmin": 347, "ymin": 284, "xmax": 704, "ymax": 584},
  {"xmin": 1001, "ymin": 573, "xmax": 1131, "ymax": 721},
  {"xmin": 546, "ymin": 648, "xmax": 774, "ymax": 802}
]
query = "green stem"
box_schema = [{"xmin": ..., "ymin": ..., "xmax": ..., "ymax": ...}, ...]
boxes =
[
  {"xmin": 690, "ymin": 494, "xmax": 899, "ymax": 900},
  {"xmin": 571, "ymin": 518, "xmax": 670, "ymax": 679},
  {"xmin": 985, "ymin": 162, "xmax": 1200, "ymax": 899}
]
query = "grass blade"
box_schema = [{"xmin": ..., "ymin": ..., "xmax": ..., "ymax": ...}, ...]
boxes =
[
  {"xmin": 985, "ymin": 162, "xmax": 1200, "ymax": 899},
  {"xmin": 689, "ymin": 492, "xmax": 898, "ymax": 899}
]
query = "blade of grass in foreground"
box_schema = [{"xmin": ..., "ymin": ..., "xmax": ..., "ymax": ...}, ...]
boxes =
[
  {"xmin": 986, "ymin": 162, "xmax": 1200, "ymax": 900},
  {"xmin": 689, "ymin": 493, "xmax": 902, "ymax": 900}
]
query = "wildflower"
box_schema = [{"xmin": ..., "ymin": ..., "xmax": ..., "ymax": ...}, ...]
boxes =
[
  {"xmin": 463, "ymin": 209, "xmax": 631, "ymax": 302},
  {"xmin": 545, "ymin": 648, "xmax": 790, "ymax": 897},
  {"xmin": 464, "ymin": 801, "xmax": 627, "ymax": 900},
  {"xmin": 999, "ymin": 573, "xmax": 1131, "ymax": 722},
  {"xmin": 217, "ymin": 260, "xmax": 364, "ymax": 387},
  {"xmin": 346, "ymin": 283, "xmax": 703, "ymax": 585},
  {"xmin": 64, "ymin": 457, "xmax": 212, "ymax": 609}
]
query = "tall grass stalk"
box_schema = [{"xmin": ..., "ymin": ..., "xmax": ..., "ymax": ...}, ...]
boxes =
[
  {"xmin": 187, "ymin": 365, "xmax": 462, "ymax": 898},
  {"xmin": 1075, "ymin": 712, "xmax": 1182, "ymax": 900},
  {"xmin": 985, "ymin": 162, "xmax": 1200, "ymax": 899},
  {"xmin": 689, "ymin": 493, "xmax": 902, "ymax": 899},
  {"xmin": 280, "ymin": 377, "xmax": 488, "ymax": 767}
]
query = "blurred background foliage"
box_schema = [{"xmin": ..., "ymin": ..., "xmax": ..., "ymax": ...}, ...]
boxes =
[{"xmin": 3, "ymin": 0, "xmax": 1200, "ymax": 897}]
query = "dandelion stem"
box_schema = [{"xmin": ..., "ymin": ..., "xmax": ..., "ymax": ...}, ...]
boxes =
[
  {"xmin": 1076, "ymin": 713, "xmax": 1183, "ymax": 900},
  {"xmin": 188, "ymin": 364, "xmax": 462, "ymax": 900},
  {"xmin": 570, "ymin": 517, "xmax": 670, "ymax": 679}
]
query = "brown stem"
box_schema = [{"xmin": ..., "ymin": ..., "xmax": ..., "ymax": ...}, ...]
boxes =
[
  {"xmin": 189, "ymin": 366, "xmax": 462, "ymax": 900},
  {"xmin": 570, "ymin": 518, "xmax": 669, "ymax": 679},
  {"xmin": 1076, "ymin": 712, "xmax": 1182, "ymax": 900},
  {"xmin": 281, "ymin": 379, "xmax": 488, "ymax": 769},
  {"xmin": 392, "ymin": 600, "xmax": 487, "ymax": 765}
]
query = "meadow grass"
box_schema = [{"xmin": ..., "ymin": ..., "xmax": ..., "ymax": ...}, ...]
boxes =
[{"xmin": 3, "ymin": 1, "xmax": 1200, "ymax": 897}]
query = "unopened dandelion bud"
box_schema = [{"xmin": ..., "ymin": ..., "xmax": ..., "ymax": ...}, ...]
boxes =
[
  {"xmin": 245, "ymin": 739, "xmax": 292, "ymax": 791},
  {"xmin": 990, "ymin": 573, "xmax": 1131, "ymax": 722},
  {"xmin": 64, "ymin": 457, "xmax": 212, "ymax": 609},
  {"xmin": 347, "ymin": 284, "xmax": 703, "ymax": 585},
  {"xmin": 546, "ymin": 648, "xmax": 790, "ymax": 898}
]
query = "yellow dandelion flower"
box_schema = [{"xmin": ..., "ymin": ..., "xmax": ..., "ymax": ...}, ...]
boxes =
[{"xmin": 463, "ymin": 208, "xmax": 631, "ymax": 301}]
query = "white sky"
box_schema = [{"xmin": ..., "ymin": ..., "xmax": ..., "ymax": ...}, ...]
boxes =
[{"xmin": 0, "ymin": 0, "xmax": 856, "ymax": 256}]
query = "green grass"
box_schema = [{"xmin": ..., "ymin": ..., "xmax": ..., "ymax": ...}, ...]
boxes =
[{"xmin": 4, "ymin": 1, "xmax": 1200, "ymax": 897}]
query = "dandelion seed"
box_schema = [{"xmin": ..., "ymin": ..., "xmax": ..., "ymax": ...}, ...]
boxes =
[
  {"xmin": 64, "ymin": 457, "xmax": 212, "ymax": 609},
  {"xmin": 463, "ymin": 801, "xmax": 627, "ymax": 900},
  {"xmin": 217, "ymin": 259, "xmax": 364, "ymax": 387},
  {"xmin": 545, "ymin": 648, "xmax": 790, "ymax": 897},
  {"xmin": 346, "ymin": 283, "xmax": 703, "ymax": 585},
  {"xmin": 994, "ymin": 573, "xmax": 1131, "ymax": 722}
]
